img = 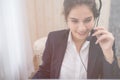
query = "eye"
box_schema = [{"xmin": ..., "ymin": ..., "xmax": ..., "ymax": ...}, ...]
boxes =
[
  {"xmin": 84, "ymin": 17, "xmax": 92, "ymax": 24},
  {"xmin": 71, "ymin": 19, "xmax": 79, "ymax": 23}
]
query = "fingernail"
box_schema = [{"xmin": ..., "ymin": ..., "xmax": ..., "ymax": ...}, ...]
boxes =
[
  {"xmin": 92, "ymin": 34, "xmax": 95, "ymax": 36},
  {"xmin": 95, "ymin": 41, "xmax": 98, "ymax": 44}
]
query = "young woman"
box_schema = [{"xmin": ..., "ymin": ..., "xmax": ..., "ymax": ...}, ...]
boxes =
[{"xmin": 33, "ymin": 0, "xmax": 120, "ymax": 79}]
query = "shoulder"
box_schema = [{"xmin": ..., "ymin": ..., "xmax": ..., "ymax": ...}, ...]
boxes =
[
  {"xmin": 49, "ymin": 29, "xmax": 69, "ymax": 36},
  {"xmin": 48, "ymin": 29, "xmax": 70, "ymax": 39},
  {"xmin": 46, "ymin": 29, "xmax": 69, "ymax": 46}
]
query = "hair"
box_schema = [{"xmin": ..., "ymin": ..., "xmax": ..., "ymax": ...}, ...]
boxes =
[{"xmin": 63, "ymin": 0, "xmax": 99, "ymax": 21}]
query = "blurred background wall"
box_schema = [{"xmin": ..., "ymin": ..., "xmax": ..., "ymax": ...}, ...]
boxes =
[{"xmin": 109, "ymin": 0, "xmax": 120, "ymax": 56}]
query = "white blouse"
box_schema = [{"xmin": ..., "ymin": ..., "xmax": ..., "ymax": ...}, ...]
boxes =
[{"xmin": 59, "ymin": 32, "xmax": 90, "ymax": 79}]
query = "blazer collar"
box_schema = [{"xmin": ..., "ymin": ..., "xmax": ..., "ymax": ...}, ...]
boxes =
[
  {"xmin": 87, "ymin": 36, "xmax": 100, "ymax": 78},
  {"xmin": 53, "ymin": 29, "xmax": 69, "ymax": 78}
]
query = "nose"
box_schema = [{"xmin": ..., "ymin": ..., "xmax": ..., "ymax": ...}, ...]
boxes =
[{"xmin": 77, "ymin": 22, "xmax": 87, "ymax": 32}]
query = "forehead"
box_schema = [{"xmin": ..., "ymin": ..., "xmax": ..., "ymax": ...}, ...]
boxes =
[{"xmin": 68, "ymin": 5, "xmax": 94, "ymax": 20}]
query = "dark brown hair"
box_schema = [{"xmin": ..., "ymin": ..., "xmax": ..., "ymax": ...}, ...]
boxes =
[{"xmin": 63, "ymin": 0, "xmax": 99, "ymax": 21}]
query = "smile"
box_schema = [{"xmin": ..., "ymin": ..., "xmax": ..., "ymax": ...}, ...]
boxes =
[{"xmin": 77, "ymin": 32, "xmax": 86, "ymax": 36}]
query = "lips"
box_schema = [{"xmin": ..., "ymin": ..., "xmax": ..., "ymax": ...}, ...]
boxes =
[{"xmin": 77, "ymin": 32, "xmax": 86, "ymax": 36}]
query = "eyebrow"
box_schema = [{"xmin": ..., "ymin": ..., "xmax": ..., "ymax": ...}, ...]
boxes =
[{"xmin": 69, "ymin": 16, "xmax": 92, "ymax": 20}]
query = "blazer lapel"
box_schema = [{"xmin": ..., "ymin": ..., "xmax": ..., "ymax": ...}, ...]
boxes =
[
  {"xmin": 53, "ymin": 30, "xmax": 69, "ymax": 78},
  {"xmin": 87, "ymin": 37, "xmax": 99, "ymax": 78}
]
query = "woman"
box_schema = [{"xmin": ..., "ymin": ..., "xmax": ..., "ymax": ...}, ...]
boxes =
[{"xmin": 33, "ymin": 0, "xmax": 120, "ymax": 79}]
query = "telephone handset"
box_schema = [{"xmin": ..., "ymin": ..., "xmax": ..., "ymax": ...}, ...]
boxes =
[{"xmin": 86, "ymin": 29, "xmax": 95, "ymax": 41}]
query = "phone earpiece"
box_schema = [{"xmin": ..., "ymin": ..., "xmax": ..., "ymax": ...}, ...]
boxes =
[
  {"xmin": 95, "ymin": 10, "xmax": 100, "ymax": 18},
  {"xmin": 86, "ymin": 29, "xmax": 95, "ymax": 41}
]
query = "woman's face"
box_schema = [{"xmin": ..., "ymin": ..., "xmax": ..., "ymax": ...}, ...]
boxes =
[{"xmin": 67, "ymin": 5, "xmax": 95, "ymax": 41}]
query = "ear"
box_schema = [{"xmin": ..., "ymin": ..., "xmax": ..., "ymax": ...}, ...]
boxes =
[{"xmin": 95, "ymin": 10, "xmax": 100, "ymax": 18}]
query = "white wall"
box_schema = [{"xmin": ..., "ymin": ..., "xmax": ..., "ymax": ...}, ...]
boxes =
[
  {"xmin": 98, "ymin": 0, "xmax": 111, "ymax": 29},
  {"xmin": 35, "ymin": 0, "xmax": 66, "ymax": 38},
  {"xmin": 26, "ymin": 0, "xmax": 38, "ymax": 44}
]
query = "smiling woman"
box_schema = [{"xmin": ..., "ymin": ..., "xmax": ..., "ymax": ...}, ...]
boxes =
[{"xmin": 32, "ymin": 0, "xmax": 120, "ymax": 79}]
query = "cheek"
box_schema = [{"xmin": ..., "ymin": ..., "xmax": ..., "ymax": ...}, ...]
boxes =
[
  {"xmin": 67, "ymin": 22, "xmax": 77, "ymax": 30},
  {"xmin": 69, "ymin": 25, "xmax": 78, "ymax": 32},
  {"xmin": 86, "ymin": 22, "xmax": 94, "ymax": 30}
]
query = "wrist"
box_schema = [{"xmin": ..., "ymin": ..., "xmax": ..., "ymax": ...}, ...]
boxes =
[
  {"xmin": 103, "ymin": 49, "xmax": 114, "ymax": 64},
  {"xmin": 104, "ymin": 56, "xmax": 114, "ymax": 64}
]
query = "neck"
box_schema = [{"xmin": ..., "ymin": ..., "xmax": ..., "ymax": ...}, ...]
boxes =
[{"xmin": 71, "ymin": 34, "xmax": 86, "ymax": 53}]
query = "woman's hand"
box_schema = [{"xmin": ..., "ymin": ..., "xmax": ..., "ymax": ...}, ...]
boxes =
[{"xmin": 92, "ymin": 27, "xmax": 114, "ymax": 64}]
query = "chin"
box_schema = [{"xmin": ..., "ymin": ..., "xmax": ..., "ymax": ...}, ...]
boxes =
[
  {"xmin": 72, "ymin": 32, "xmax": 88, "ymax": 41},
  {"xmin": 76, "ymin": 36, "xmax": 87, "ymax": 41},
  {"xmin": 76, "ymin": 34, "xmax": 88, "ymax": 40}
]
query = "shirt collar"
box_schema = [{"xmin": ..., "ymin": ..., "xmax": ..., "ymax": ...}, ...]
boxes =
[{"xmin": 68, "ymin": 31, "xmax": 72, "ymax": 43}]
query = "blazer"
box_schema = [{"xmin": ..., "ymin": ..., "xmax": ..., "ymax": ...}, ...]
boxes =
[{"xmin": 33, "ymin": 29, "xmax": 120, "ymax": 79}]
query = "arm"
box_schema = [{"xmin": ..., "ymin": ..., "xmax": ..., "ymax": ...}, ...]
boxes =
[
  {"xmin": 92, "ymin": 27, "xmax": 120, "ymax": 78},
  {"xmin": 102, "ymin": 43, "xmax": 120, "ymax": 79}
]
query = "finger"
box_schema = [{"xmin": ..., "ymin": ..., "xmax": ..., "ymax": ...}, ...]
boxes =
[
  {"xmin": 95, "ymin": 35, "xmax": 108, "ymax": 44},
  {"xmin": 94, "ymin": 27, "xmax": 107, "ymax": 31},
  {"xmin": 92, "ymin": 30, "xmax": 108, "ymax": 37}
]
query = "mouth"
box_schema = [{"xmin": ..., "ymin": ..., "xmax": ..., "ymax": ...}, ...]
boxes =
[{"xmin": 77, "ymin": 32, "xmax": 87, "ymax": 36}]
